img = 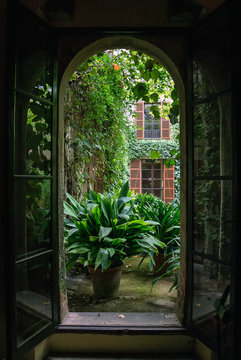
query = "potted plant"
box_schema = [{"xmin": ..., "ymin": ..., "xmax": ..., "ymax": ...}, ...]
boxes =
[
  {"xmin": 133, "ymin": 193, "xmax": 180, "ymax": 275},
  {"xmin": 152, "ymin": 235, "xmax": 180, "ymax": 291},
  {"xmin": 64, "ymin": 182, "xmax": 164, "ymax": 298}
]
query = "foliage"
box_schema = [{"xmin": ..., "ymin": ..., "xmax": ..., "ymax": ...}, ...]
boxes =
[
  {"xmin": 152, "ymin": 236, "xmax": 180, "ymax": 291},
  {"xmin": 64, "ymin": 49, "xmax": 178, "ymax": 198},
  {"xmin": 133, "ymin": 193, "xmax": 180, "ymax": 252},
  {"xmin": 64, "ymin": 182, "xmax": 165, "ymax": 272},
  {"xmin": 64, "ymin": 52, "xmax": 132, "ymax": 197},
  {"xmin": 133, "ymin": 193, "xmax": 180, "ymax": 290}
]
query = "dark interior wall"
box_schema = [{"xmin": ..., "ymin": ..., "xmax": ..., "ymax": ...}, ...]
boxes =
[
  {"xmin": 57, "ymin": 32, "xmax": 188, "ymax": 84},
  {"xmin": 18, "ymin": 0, "xmax": 226, "ymax": 28},
  {"xmin": 0, "ymin": 0, "xmax": 7, "ymax": 358}
]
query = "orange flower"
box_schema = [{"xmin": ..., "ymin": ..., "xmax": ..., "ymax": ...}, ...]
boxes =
[{"xmin": 112, "ymin": 63, "xmax": 120, "ymax": 70}]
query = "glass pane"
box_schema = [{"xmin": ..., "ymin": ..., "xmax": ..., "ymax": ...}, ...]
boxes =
[
  {"xmin": 194, "ymin": 180, "xmax": 232, "ymax": 264},
  {"xmin": 193, "ymin": 60, "xmax": 215, "ymax": 100},
  {"xmin": 153, "ymin": 189, "xmax": 162, "ymax": 197},
  {"xmin": 142, "ymin": 179, "xmax": 151, "ymax": 188},
  {"xmin": 142, "ymin": 160, "xmax": 152, "ymax": 169},
  {"xmin": 153, "ymin": 123, "xmax": 160, "ymax": 130},
  {"xmin": 15, "ymin": 94, "xmax": 52, "ymax": 175},
  {"xmin": 154, "ymin": 162, "xmax": 161, "ymax": 170},
  {"xmin": 154, "ymin": 170, "xmax": 161, "ymax": 178},
  {"xmin": 16, "ymin": 255, "xmax": 53, "ymax": 347},
  {"xmin": 194, "ymin": 94, "xmax": 231, "ymax": 177},
  {"xmin": 154, "ymin": 179, "xmax": 161, "ymax": 187},
  {"xmin": 192, "ymin": 259, "xmax": 231, "ymax": 323},
  {"xmin": 16, "ymin": 24, "xmax": 53, "ymax": 101},
  {"xmin": 193, "ymin": 28, "xmax": 230, "ymax": 101},
  {"xmin": 193, "ymin": 101, "xmax": 220, "ymax": 176},
  {"xmin": 14, "ymin": 179, "xmax": 52, "ymax": 260},
  {"xmin": 142, "ymin": 170, "xmax": 152, "ymax": 179}
]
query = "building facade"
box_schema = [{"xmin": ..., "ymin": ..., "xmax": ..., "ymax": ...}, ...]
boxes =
[{"xmin": 129, "ymin": 101, "xmax": 175, "ymax": 203}]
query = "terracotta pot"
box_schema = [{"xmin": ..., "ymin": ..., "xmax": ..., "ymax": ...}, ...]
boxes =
[
  {"xmin": 153, "ymin": 251, "xmax": 171, "ymax": 275},
  {"xmin": 88, "ymin": 265, "xmax": 123, "ymax": 298}
]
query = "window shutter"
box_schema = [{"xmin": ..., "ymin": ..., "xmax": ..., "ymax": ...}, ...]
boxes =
[
  {"xmin": 161, "ymin": 118, "xmax": 170, "ymax": 139},
  {"xmin": 163, "ymin": 164, "xmax": 175, "ymax": 202},
  {"xmin": 129, "ymin": 159, "xmax": 142, "ymax": 194},
  {"xmin": 135, "ymin": 102, "xmax": 144, "ymax": 139}
]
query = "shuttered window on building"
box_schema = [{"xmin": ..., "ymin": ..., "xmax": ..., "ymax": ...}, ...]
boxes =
[
  {"xmin": 144, "ymin": 104, "xmax": 161, "ymax": 139},
  {"xmin": 135, "ymin": 102, "xmax": 170, "ymax": 140},
  {"xmin": 129, "ymin": 159, "xmax": 175, "ymax": 202},
  {"xmin": 141, "ymin": 159, "xmax": 163, "ymax": 198}
]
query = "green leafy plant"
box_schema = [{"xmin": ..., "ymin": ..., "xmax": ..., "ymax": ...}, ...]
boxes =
[
  {"xmin": 152, "ymin": 236, "xmax": 180, "ymax": 291},
  {"xmin": 64, "ymin": 182, "xmax": 165, "ymax": 272},
  {"xmin": 133, "ymin": 193, "xmax": 180, "ymax": 288},
  {"xmin": 133, "ymin": 193, "xmax": 180, "ymax": 252}
]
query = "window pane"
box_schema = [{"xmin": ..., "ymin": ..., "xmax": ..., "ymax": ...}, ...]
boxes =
[
  {"xmin": 14, "ymin": 179, "xmax": 51, "ymax": 260},
  {"xmin": 192, "ymin": 259, "xmax": 230, "ymax": 324},
  {"xmin": 154, "ymin": 170, "xmax": 161, "ymax": 178},
  {"xmin": 153, "ymin": 162, "xmax": 161, "ymax": 170},
  {"xmin": 154, "ymin": 179, "xmax": 161, "ymax": 187},
  {"xmin": 144, "ymin": 104, "xmax": 161, "ymax": 139},
  {"xmin": 16, "ymin": 24, "xmax": 53, "ymax": 101},
  {"xmin": 194, "ymin": 180, "xmax": 232, "ymax": 264},
  {"xmin": 14, "ymin": 94, "xmax": 52, "ymax": 175},
  {"xmin": 16, "ymin": 254, "xmax": 53, "ymax": 347},
  {"xmin": 193, "ymin": 60, "xmax": 215, "ymax": 100},
  {"xmin": 142, "ymin": 169, "xmax": 152, "ymax": 178},
  {"xmin": 193, "ymin": 101, "xmax": 220, "ymax": 176},
  {"xmin": 194, "ymin": 94, "xmax": 231, "ymax": 177},
  {"xmin": 142, "ymin": 160, "xmax": 152, "ymax": 169},
  {"xmin": 153, "ymin": 189, "xmax": 162, "ymax": 197},
  {"xmin": 142, "ymin": 179, "xmax": 151, "ymax": 188}
]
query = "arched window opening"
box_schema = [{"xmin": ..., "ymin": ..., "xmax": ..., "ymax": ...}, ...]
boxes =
[{"xmin": 61, "ymin": 46, "xmax": 183, "ymax": 326}]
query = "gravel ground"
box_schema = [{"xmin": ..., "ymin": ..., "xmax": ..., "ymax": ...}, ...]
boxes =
[{"xmin": 66, "ymin": 256, "xmax": 177, "ymax": 313}]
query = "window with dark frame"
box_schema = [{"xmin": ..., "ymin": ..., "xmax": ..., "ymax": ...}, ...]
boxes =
[
  {"xmin": 144, "ymin": 104, "xmax": 161, "ymax": 139},
  {"xmin": 142, "ymin": 159, "xmax": 163, "ymax": 198}
]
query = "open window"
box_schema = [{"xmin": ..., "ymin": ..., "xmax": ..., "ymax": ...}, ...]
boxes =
[
  {"xmin": 7, "ymin": 4, "xmax": 59, "ymax": 358},
  {"xmin": 187, "ymin": 6, "xmax": 235, "ymax": 357},
  {"xmin": 6, "ymin": 2, "xmax": 237, "ymax": 359}
]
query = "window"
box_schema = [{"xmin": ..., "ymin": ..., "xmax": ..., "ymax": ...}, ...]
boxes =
[
  {"xmin": 129, "ymin": 159, "xmax": 175, "ymax": 202},
  {"xmin": 142, "ymin": 159, "xmax": 163, "ymax": 198},
  {"xmin": 134, "ymin": 102, "xmax": 170, "ymax": 140},
  {"xmin": 144, "ymin": 104, "xmax": 161, "ymax": 139}
]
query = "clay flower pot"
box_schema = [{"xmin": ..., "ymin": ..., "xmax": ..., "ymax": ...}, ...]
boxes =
[
  {"xmin": 88, "ymin": 265, "xmax": 123, "ymax": 298},
  {"xmin": 153, "ymin": 251, "xmax": 171, "ymax": 275}
]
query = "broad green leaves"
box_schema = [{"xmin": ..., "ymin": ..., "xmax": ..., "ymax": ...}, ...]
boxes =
[
  {"xmin": 64, "ymin": 182, "xmax": 164, "ymax": 272},
  {"xmin": 99, "ymin": 226, "xmax": 112, "ymax": 240},
  {"xmin": 133, "ymin": 83, "xmax": 148, "ymax": 100}
]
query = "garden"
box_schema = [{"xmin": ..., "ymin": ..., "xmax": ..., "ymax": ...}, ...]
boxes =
[{"xmin": 63, "ymin": 49, "xmax": 180, "ymax": 313}]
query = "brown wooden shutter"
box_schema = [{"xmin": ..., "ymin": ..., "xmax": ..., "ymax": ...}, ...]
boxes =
[
  {"xmin": 129, "ymin": 159, "xmax": 142, "ymax": 194},
  {"xmin": 163, "ymin": 164, "xmax": 175, "ymax": 202},
  {"xmin": 135, "ymin": 102, "xmax": 144, "ymax": 139},
  {"xmin": 161, "ymin": 118, "xmax": 170, "ymax": 139}
]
